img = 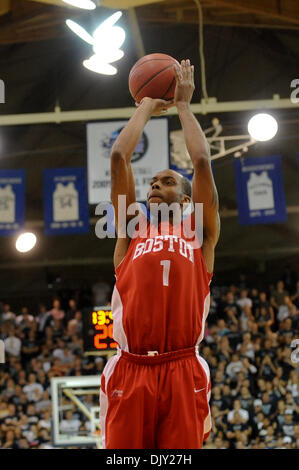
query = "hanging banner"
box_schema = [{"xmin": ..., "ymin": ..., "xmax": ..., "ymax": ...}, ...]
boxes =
[
  {"xmin": 234, "ymin": 155, "xmax": 287, "ymax": 225},
  {"xmin": 43, "ymin": 168, "xmax": 89, "ymax": 235},
  {"xmin": 87, "ymin": 118, "xmax": 169, "ymax": 204},
  {"xmin": 0, "ymin": 170, "xmax": 25, "ymax": 236}
]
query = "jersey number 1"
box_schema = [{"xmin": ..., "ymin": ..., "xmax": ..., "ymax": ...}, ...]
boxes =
[{"xmin": 160, "ymin": 260, "xmax": 171, "ymax": 286}]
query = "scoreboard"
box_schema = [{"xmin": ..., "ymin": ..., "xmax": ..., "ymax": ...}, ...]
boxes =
[{"xmin": 83, "ymin": 306, "xmax": 118, "ymax": 354}]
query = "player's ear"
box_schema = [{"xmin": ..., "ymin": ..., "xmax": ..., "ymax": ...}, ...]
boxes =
[{"xmin": 180, "ymin": 194, "xmax": 191, "ymax": 205}]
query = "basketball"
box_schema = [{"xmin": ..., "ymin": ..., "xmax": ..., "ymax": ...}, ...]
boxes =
[{"xmin": 129, "ymin": 53, "xmax": 179, "ymax": 103}]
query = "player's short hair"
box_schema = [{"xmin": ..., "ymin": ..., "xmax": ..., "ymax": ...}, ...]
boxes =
[{"xmin": 181, "ymin": 176, "xmax": 192, "ymax": 198}]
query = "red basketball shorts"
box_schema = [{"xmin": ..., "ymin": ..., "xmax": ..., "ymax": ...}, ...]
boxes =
[{"xmin": 100, "ymin": 346, "xmax": 212, "ymax": 449}]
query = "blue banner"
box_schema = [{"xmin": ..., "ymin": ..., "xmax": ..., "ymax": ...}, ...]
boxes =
[
  {"xmin": 170, "ymin": 163, "xmax": 193, "ymax": 181},
  {"xmin": 43, "ymin": 168, "xmax": 89, "ymax": 235},
  {"xmin": 0, "ymin": 170, "xmax": 25, "ymax": 236},
  {"xmin": 234, "ymin": 156, "xmax": 287, "ymax": 225}
]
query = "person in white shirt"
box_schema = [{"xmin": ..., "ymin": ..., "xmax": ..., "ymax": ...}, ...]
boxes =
[
  {"xmin": 35, "ymin": 391, "xmax": 51, "ymax": 413},
  {"xmin": 15, "ymin": 307, "xmax": 34, "ymax": 326},
  {"xmin": 1, "ymin": 304, "xmax": 16, "ymax": 323},
  {"xmin": 227, "ymin": 399, "xmax": 249, "ymax": 423},
  {"xmin": 237, "ymin": 289, "xmax": 253, "ymax": 310},
  {"xmin": 4, "ymin": 329, "xmax": 21, "ymax": 357},
  {"xmin": 22, "ymin": 373, "xmax": 43, "ymax": 402},
  {"xmin": 277, "ymin": 296, "xmax": 297, "ymax": 322},
  {"xmin": 226, "ymin": 353, "xmax": 243, "ymax": 380},
  {"xmin": 52, "ymin": 339, "xmax": 65, "ymax": 361},
  {"xmin": 236, "ymin": 332, "xmax": 255, "ymax": 360},
  {"xmin": 53, "ymin": 341, "xmax": 74, "ymax": 365},
  {"xmin": 59, "ymin": 410, "xmax": 81, "ymax": 434},
  {"xmin": 38, "ymin": 410, "xmax": 51, "ymax": 431}
]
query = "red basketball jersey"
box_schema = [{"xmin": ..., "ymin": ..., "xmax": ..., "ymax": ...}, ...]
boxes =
[{"xmin": 111, "ymin": 211, "xmax": 212, "ymax": 354}]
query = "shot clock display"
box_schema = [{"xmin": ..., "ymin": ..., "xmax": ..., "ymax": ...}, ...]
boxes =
[{"xmin": 83, "ymin": 306, "xmax": 118, "ymax": 353}]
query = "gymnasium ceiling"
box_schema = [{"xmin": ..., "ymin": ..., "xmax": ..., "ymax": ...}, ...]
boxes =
[
  {"xmin": 0, "ymin": 0, "xmax": 299, "ymax": 44},
  {"xmin": 0, "ymin": 0, "xmax": 298, "ymax": 297}
]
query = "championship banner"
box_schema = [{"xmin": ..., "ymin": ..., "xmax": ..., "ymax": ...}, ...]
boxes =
[
  {"xmin": 43, "ymin": 168, "xmax": 89, "ymax": 235},
  {"xmin": 0, "ymin": 170, "xmax": 25, "ymax": 236},
  {"xmin": 234, "ymin": 155, "xmax": 287, "ymax": 225},
  {"xmin": 87, "ymin": 118, "xmax": 169, "ymax": 204}
]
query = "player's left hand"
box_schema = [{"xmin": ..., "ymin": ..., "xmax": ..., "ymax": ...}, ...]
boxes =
[{"xmin": 173, "ymin": 59, "xmax": 195, "ymax": 105}]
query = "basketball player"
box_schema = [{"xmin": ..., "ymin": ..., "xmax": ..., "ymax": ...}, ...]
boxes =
[{"xmin": 100, "ymin": 59, "xmax": 220, "ymax": 449}]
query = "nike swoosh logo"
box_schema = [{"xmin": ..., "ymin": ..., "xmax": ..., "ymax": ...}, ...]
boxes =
[{"xmin": 194, "ymin": 387, "xmax": 206, "ymax": 393}]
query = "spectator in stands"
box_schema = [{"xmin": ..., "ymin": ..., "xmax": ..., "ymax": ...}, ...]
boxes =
[
  {"xmin": 67, "ymin": 311, "xmax": 83, "ymax": 336},
  {"xmin": 23, "ymin": 373, "xmax": 43, "ymax": 402},
  {"xmin": 36, "ymin": 304, "xmax": 51, "ymax": 335},
  {"xmin": 21, "ymin": 329, "xmax": 40, "ymax": 365},
  {"xmin": 64, "ymin": 299, "xmax": 77, "ymax": 326},
  {"xmin": 47, "ymin": 299, "xmax": 65, "ymax": 322},
  {"xmin": 226, "ymin": 353, "xmax": 243, "ymax": 381},
  {"xmin": 227, "ymin": 399, "xmax": 249, "ymax": 424},
  {"xmin": 271, "ymin": 281, "xmax": 289, "ymax": 308},
  {"xmin": 4, "ymin": 328, "xmax": 21, "ymax": 358},
  {"xmin": 60, "ymin": 411, "xmax": 81, "ymax": 434},
  {"xmin": 256, "ymin": 307, "xmax": 274, "ymax": 335},
  {"xmin": 1, "ymin": 304, "xmax": 16, "ymax": 323},
  {"xmin": 237, "ymin": 289, "xmax": 253, "ymax": 310},
  {"xmin": 16, "ymin": 307, "xmax": 34, "ymax": 328}
]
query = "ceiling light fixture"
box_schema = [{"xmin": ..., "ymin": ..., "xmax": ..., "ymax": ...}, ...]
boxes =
[
  {"xmin": 66, "ymin": 11, "xmax": 125, "ymax": 75},
  {"xmin": 62, "ymin": 0, "xmax": 96, "ymax": 10}
]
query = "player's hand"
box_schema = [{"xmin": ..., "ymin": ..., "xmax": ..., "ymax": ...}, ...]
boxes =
[
  {"xmin": 173, "ymin": 59, "xmax": 195, "ymax": 105},
  {"xmin": 135, "ymin": 97, "xmax": 174, "ymax": 116}
]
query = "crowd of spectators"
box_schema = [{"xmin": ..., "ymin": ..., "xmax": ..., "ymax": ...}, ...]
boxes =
[
  {"xmin": 203, "ymin": 276, "xmax": 299, "ymax": 449},
  {"xmin": 0, "ymin": 274, "xmax": 298, "ymax": 449}
]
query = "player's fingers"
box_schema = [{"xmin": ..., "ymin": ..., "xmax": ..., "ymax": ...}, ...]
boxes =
[
  {"xmin": 174, "ymin": 65, "xmax": 182, "ymax": 82},
  {"xmin": 186, "ymin": 59, "xmax": 192, "ymax": 81},
  {"xmin": 162, "ymin": 99, "xmax": 174, "ymax": 107},
  {"xmin": 157, "ymin": 101, "xmax": 174, "ymax": 112},
  {"xmin": 191, "ymin": 65, "xmax": 194, "ymax": 84},
  {"xmin": 181, "ymin": 59, "xmax": 186, "ymax": 79}
]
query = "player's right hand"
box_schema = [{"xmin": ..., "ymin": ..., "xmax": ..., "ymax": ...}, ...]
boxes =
[{"xmin": 135, "ymin": 97, "xmax": 174, "ymax": 116}]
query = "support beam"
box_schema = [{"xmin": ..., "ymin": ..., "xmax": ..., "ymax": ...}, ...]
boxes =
[
  {"xmin": 0, "ymin": 96, "xmax": 298, "ymax": 126},
  {"xmin": 63, "ymin": 389, "xmax": 92, "ymax": 420}
]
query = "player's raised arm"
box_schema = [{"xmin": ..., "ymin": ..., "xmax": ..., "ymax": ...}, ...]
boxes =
[
  {"xmin": 110, "ymin": 97, "xmax": 173, "ymax": 268},
  {"xmin": 174, "ymin": 60, "xmax": 220, "ymax": 272}
]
